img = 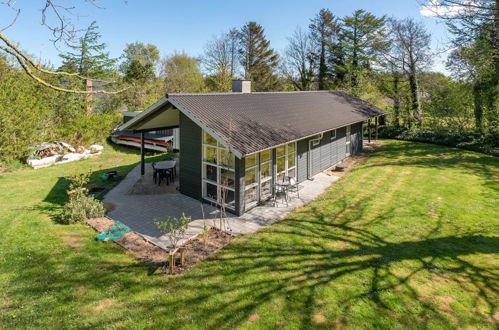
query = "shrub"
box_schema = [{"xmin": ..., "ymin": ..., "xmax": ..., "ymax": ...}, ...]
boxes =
[
  {"xmin": 59, "ymin": 171, "xmax": 105, "ymax": 224},
  {"xmin": 60, "ymin": 194, "xmax": 106, "ymax": 224},
  {"xmin": 377, "ymin": 125, "xmax": 499, "ymax": 156}
]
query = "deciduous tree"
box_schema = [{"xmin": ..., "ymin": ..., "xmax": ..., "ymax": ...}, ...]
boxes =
[
  {"xmin": 283, "ymin": 27, "xmax": 315, "ymax": 90},
  {"xmin": 161, "ymin": 53, "xmax": 205, "ymax": 93},
  {"xmin": 387, "ymin": 18, "xmax": 432, "ymax": 125}
]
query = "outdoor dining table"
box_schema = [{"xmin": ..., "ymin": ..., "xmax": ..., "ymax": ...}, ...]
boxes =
[
  {"xmin": 272, "ymin": 182, "xmax": 291, "ymax": 207},
  {"xmin": 155, "ymin": 160, "xmax": 176, "ymax": 170}
]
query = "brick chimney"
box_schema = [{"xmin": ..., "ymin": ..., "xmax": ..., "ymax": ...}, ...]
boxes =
[{"xmin": 232, "ymin": 79, "xmax": 251, "ymax": 93}]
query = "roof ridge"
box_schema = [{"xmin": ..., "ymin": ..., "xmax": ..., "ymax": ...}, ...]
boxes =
[{"xmin": 168, "ymin": 90, "xmax": 337, "ymax": 97}]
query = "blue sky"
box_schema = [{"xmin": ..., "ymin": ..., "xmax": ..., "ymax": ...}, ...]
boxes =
[{"xmin": 0, "ymin": 0, "xmax": 450, "ymax": 72}]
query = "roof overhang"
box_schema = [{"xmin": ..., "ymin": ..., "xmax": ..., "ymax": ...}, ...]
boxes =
[
  {"xmin": 118, "ymin": 97, "xmax": 180, "ymax": 132},
  {"xmin": 167, "ymin": 98, "xmax": 244, "ymax": 158},
  {"xmin": 116, "ymin": 96, "xmax": 244, "ymax": 158}
]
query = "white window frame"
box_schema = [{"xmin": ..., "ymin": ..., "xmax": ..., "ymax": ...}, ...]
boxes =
[
  {"xmin": 201, "ymin": 130, "xmax": 235, "ymax": 210},
  {"xmin": 276, "ymin": 143, "xmax": 297, "ymax": 182},
  {"xmin": 244, "ymin": 144, "xmax": 296, "ymax": 210},
  {"xmin": 244, "ymin": 153, "xmax": 259, "ymax": 209},
  {"xmin": 259, "ymin": 150, "xmax": 273, "ymax": 200},
  {"xmin": 330, "ymin": 129, "xmax": 337, "ymax": 140}
]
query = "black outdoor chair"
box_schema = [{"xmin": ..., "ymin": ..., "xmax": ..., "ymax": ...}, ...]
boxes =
[
  {"xmin": 152, "ymin": 162, "xmax": 159, "ymax": 184},
  {"xmin": 157, "ymin": 168, "xmax": 172, "ymax": 186}
]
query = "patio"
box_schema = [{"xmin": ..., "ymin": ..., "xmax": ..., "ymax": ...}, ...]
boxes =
[{"xmin": 103, "ymin": 161, "xmax": 339, "ymax": 251}]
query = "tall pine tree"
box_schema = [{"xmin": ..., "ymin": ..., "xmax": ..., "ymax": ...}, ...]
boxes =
[
  {"xmin": 309, "ymin": 9, "xmax": 340, "ymax": 90},
  {"xmin": 59, "ymin": 21, "xmax": 116, "ymax": 78},
  {"xmin": 238, "ymin": 22, "xmax": 279, "ymax": 91},
  {"xmin": 340, "ymin": 10, "xmax": 387, "ymax": 93}
]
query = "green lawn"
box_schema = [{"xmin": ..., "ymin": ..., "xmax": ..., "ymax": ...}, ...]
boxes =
[{"xmin": 1, "ymin": 140, "xmax": 498, "ymax": 329}]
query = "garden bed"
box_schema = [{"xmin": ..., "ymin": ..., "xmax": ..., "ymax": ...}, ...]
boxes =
[{"xmin": 86, "ymin": 217, "xmax": 233, "ymax": 274}]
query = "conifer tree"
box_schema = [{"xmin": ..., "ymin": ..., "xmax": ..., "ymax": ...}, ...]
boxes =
[
  {"xmin": 309, "ymin": 9, "xmax": 340, "ymax": 90},
  {"xmin": 59, "ymin": 21, "xmax": 116, "ymax": 77},
  {"xmin": 238, "ymin": 22, "xmax": 280, "ymax": 91},
  {"xmin": 340, "ymin": 10, "xmax": 387, "ymax": 92}
]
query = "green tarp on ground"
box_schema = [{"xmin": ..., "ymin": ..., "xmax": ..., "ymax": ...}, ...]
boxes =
[{"xmin": 96, "ymin": 221, "xmax": 131, "ymax": 241}]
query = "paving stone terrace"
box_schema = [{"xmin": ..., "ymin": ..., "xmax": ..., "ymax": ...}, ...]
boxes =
[{"xmin": 103, "ymin": 161, "xmax": 339, "ymax": 251}]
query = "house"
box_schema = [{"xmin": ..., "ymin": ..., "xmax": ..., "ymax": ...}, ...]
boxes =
[
  {"xmin": 119, "ymin": 80, "xmax": 386, "ymax": 215},
  {"xmin": 111, "ymin": 111, "xmax": 180, "ymax": 152}
]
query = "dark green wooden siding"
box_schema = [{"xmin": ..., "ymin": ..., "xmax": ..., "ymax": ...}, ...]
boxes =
[
  {"xmin": 179, "ymin": 113, "xmax": 202, "ymax": 200},
  {"xmin": 297, "ymin": 139, "xmax": 308, "ymax": 183},
  {"xmin": 234, "ymin": 157, "xmax": 245, "ymax": 215},
  {"xmin": 294, "ymin": 122, "xmax": 364, "ymax": 183}
]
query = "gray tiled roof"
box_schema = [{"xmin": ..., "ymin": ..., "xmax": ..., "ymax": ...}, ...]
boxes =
[{"xmin": 168, "ymin": 91, "xmax": 387, "ymax": 156}]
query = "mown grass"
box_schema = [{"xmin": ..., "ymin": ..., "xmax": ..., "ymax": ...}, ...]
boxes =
[{"xmin": 0, "ymin": 140, "xmax": 498, "ymax": 329}]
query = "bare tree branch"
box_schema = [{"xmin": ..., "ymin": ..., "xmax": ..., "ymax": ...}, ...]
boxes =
[
  {"xmin": 0, "ymin": 1, "xmax": 21, "ymax": 32},
  {"xmin": 0, "ymin": 1, "xmax": 129, "ymax": 94},
  {"xmin": 0, "ymin": 45, "xmax": 128, "ymax": 94}
]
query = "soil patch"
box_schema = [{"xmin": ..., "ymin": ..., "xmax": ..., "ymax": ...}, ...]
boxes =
[
  {"xmin": 86, "ymin": 217, "xmax": 233, "ymax": 274},
  {"xmin": 61, "ymin": 232, "xmax": 86, "ymax": 249},
  {"xmin": 93, "ymin": 299, "xmax": 118, "ymax": 313},
  {"xmin": 172, "ymin": 228, "xmax": 234, "ymax": 274}
]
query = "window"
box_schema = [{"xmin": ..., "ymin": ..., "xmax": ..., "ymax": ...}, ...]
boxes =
[
  {"xmin": 311, "ymin": 139, "xmax": 320, "ymax": 147},
  {"xmin": 203, "ymin": 131, "xmax": 217, "ymax": 146},
  {"xmin": 276, "ymin": 143, "xmax": 297, "ymax": 182},
  {"xmin": 259, "ymin": 150, "xmax": 272, "ymax": 199},
  {"xmin": 202, "ymin": 130, "xmax": 235, "ymax": 210},
  {"xmin": 244, "ymin": 149, "xmax": 276, "ymax": 209},
  {"xmin": 244, "ymin": 153, "xmax": 259, "ymax": 208},
  {"xmin": 330, "ymin": 129, "xmax": 337, "ymax": 140}
]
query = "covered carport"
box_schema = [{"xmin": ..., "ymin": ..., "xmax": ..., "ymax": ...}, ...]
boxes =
[{"xmin": 118, "ymin": 97, "xmax": 180, "ymax": 175}]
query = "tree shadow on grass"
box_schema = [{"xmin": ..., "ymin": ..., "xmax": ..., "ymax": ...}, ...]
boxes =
[
  {"xmin": 9, "ymin": 140, "xmax": 497, "ymax": 328},
  {"xmin": 367, "ymin": 141, "xmax": 499, "ymax": 193},
  {"xmin": 154, "ymin": 205, "xmax": 498, "ymax": 328},
  {"xmin": 36, "ymin": 154, "xmax": 165, "ymax": 220}
]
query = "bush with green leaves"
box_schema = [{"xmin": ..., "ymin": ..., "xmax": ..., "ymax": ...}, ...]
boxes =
[
  {"xmin": 377, "ymin": 125, "xmax": 499, "ymax": 156},
  {"xmin": 60, "ymin": 194, "xmax": 106, "ymax": 224},
  {"xmin": 154, "ymin": 213, "xmax": 191, "ymax": 250},
  {"xmin": 0, "ymin": 59, "xmax": 121, "ymax": 162},
  {"xmin": 59, "ymin": 172, "xmax": 105, "ymax": 224}
]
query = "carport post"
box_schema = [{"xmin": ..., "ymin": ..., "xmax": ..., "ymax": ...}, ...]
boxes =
[
  {"xmin": 375, "ymin": 116, "xmax": 378, "ymax": 140},
  {"xmin": 140, "ymin": 132, "xmax": 145, "ymax": 175}
]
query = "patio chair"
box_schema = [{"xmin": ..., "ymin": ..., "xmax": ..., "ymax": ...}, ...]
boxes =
[
  {"xmin": 152, "ymin": 162, "xmax": 159, "ymax": 184},
  {"xmin": 285, "ymin": 176, "xmax": 303, "ymax": 198},
  {"xmin": 272, "ymin": 184, "xmax": 289, "ymax": 207},
  {"xmin": 157, "ymin": 168, "xmax": 172, "ymax": 186}
]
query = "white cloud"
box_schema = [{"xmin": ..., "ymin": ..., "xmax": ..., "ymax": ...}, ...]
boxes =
[{"xmin": 420, "ymin": 0, "xmax": 477, "ymax": 18}]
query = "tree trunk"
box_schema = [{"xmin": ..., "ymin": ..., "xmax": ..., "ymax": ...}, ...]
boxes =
[
  {"xmin": 392, "ymin": 71, "xmax": 401, "ymax": 127},
  {"xmin": 473, "ymin": 82, "xmax": 484, "ymax": 132},
  {"xmin": 351, "ymin": 25, "xmax": 359, "ymax": 90},
  {"xmin": 318, "ymin": 40, "xmax": 326, "ymax": 90},
  {"xmin": 408, "ymin": 63, "xmax": 421, "ymax": 125}
]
